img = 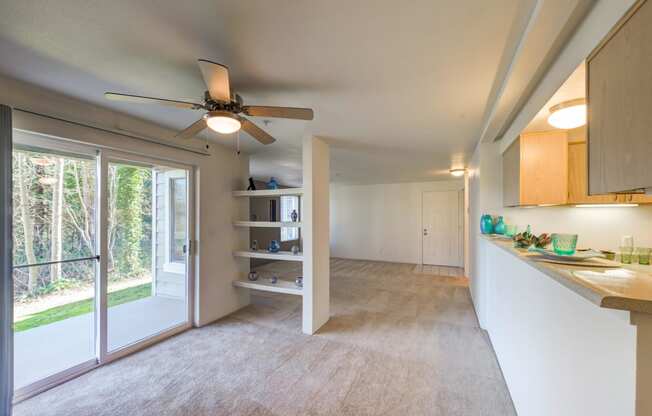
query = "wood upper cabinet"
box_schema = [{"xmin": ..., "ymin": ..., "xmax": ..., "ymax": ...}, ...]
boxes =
[
  {"xmin": 587, "ymin": 0, "xmax": 652, "ymax": 194},
  {"xmin": 568, "ymin": 142, "xmax": 619, "ymax": 204},
  {"xmin": 503, "ymin": 131, "xmax": 568, "ymax": 207}
]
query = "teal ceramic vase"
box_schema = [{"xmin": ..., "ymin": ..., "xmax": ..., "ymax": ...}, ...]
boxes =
[
  {"xmin": 494, "ymin": 216, "xmax": 506, "ymax": 235},
  {"xmin": 480, "ymin": 214, "xmax": 494, "ymax": 234}
]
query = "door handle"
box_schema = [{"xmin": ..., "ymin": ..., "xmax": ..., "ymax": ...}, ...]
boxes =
[{"xmin": 423, "ymin": 229, "xmax": 428, "ymax": 236}]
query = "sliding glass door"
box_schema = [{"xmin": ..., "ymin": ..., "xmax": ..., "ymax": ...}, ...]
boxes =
[
  {"xmin": 105, "ymin": 160, "xmax": 189, "ymax": 353},
  {"xmin": 12, "ymin": 131, "xmax": 193, "ymax": 399},
  {"xmin": 12, "ymin": 134, "xmax": 99, "ymax": 392}
]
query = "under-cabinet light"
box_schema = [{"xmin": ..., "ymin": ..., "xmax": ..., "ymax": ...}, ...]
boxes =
[{"xmin": 574, "ymin": 204, "xmax": 639, "ymax": 208}]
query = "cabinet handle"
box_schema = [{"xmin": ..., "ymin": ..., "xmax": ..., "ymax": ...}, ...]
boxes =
[
  {"xmin": 614, "ymin": 194, "xmax": 618, "ymax": 201},
  {"xmin": 628, "ymin": 194, "xmax": 633, "ymax": 202}
]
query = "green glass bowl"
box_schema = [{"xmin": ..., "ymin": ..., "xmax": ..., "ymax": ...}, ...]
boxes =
[{"xmin": 551, "ymin": 233, "xmax": 578, "ymax": 256}]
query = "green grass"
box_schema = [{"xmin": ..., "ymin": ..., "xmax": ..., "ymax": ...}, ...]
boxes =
[{"xmin": 14, "ymin": 283, "xmax": 152, "ymax": 332}]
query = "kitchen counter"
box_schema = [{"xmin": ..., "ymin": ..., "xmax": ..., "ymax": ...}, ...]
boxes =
[
  {"xmin": 481, "ymin": 234, "xmax": 652, "ymax": 314},
  {"xmin": 474, "ymin": 234, "xmax": 652, "ymax": 416}
]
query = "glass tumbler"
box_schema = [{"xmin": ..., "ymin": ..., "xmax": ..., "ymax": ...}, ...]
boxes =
[
  {"xmin": 637, "ymin": 247, "xmax": 651, "ymax": 265},
  {"xmin": 620, "ymin": 246, "xmax": 634, "ymax": 264}
]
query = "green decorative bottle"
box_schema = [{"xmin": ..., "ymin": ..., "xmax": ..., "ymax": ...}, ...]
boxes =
[{"xmin": 494, "ymin": 216, "xmax": 506, "ymax": 235}]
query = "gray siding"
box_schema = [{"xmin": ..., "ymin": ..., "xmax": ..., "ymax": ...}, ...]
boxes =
[{"xmin": 154, "ymin": 171, "xmax": 185, "ymax": 299}]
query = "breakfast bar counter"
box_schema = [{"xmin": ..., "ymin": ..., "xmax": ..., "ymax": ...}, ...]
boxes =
[
  {"xmin": 481, "ymin": 235, "xmax": 652, "ymax": 314},
  {"xmin": 473, "ymin": 234, "xmax": 652, "ymax": 416}
]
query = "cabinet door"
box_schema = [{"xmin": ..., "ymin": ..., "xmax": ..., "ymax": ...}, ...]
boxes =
[
  {"xmin": 588, "ymin": 0, "xmax": 652, "ymax": 194},
  {"xmin": 568, "ymin": 142, "xmax": 615, "ymax": 204},
  {"xmin": 520, "ymin": 132, "xmax": 568, "ymax": 205},
  {"xmin": 502, "ymin": 139, "xmax": 520, "ymax": 207}
]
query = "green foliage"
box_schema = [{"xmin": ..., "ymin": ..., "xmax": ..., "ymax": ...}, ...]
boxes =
[
  {"xmin": 12, "ymin": 150, "xmax": 154, "ymax": 296},
  {"xmin": 13, "ymin": 283, "xmax": 152, "ymax": 332},
  {"xmin": 33, "ymin": 278, "xmax": 83, "ymax": 297}
]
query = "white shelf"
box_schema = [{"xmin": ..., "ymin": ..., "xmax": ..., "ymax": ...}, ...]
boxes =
[
  {"xmin": 232, "ymin": 188, "xmax": 304, "ymax": 197},
  {"xmin": 234, "ymin": 221, "xmax": 302, "ymax": 228},
  {"xmin": 233, "ymin": 279, "xmax": 303, "ymax": 296},
  {"xmin": 233, "ymin": 250, "xmax": 304, "ymax": 262}
]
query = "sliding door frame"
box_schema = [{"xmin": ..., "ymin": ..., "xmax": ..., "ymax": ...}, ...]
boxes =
[
  {"xmin": 1, "ymin": 105, "xmax": 14, "ymax": 415},
  {"xmin": 11, "ymin": 133, "xmax": 196, "ymax": 402}
]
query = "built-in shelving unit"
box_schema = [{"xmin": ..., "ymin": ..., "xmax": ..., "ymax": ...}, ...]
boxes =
[
  {"xmin": 233, "ymin": 250, "xmax": 304, "ymax": 262},
  {"xmin": 233, "ymin": 221, "xmax": 302, "ymax": 228},
  {"xmin": 232, "ymin": 279, "xmax": 303, "ymax": 296},
  {"xmin": 231, "ymin": 136, "xmax": 330, "ymax": 335},
  {"xmin": 232, "ymin": 186, "xmax": 305, "ymax": 299},
  {"xmin": 232, "ymin": 188, "xmax": 304, "ymax": 197}
]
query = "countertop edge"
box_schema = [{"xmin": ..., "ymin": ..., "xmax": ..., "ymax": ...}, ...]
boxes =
[{"xmin": 480, "ymin": 234, "xmax": 652, "ymax": 314}]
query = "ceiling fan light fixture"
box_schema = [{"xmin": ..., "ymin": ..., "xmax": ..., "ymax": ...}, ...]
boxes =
[
  {"xmin": 547, "ymin": 98, "xmax": 587, "ymax": 129},
  {"xmin": 205, "ymin": 111, "xmax": 241, "ymax": 134},
  {"xmin": 449, "ymin": 168, "xmax": 466, "ymax": 177}
]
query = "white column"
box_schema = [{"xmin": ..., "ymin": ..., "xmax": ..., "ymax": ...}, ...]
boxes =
[{"xmin": 302, "ymin": 136, "xmax": 330, "ymax": 334}]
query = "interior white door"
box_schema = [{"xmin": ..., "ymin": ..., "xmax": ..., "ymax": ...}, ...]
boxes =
[{"xmin": 422, "ymin": 190, "xmax": 462, "ymax": 266}]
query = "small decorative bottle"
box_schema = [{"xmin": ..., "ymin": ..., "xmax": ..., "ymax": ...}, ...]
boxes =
[
  {"xmin": 266, "ymin": 177, "xmax": 279, "ymax": 190},
  {"xmin": 291, "ymin": 245, "xmax": 300, "ymax": 255},
  {"xmin": 480, "ymin": 214, "xmax": 494, "ymax": 234},
  {"xmin": 291, "ymin": 209, "xmax": 298, "ymax": 222},
  {"xmin": 248, "ymin": 271, "xmax": 258, "ymax": 281},
  {"xmin": 268, "ymin": 240, "xmax": 280, "ymax": 253},
  {"xmin": 494, "ymin": 216, "xmax": 506, "ymax": 235}
]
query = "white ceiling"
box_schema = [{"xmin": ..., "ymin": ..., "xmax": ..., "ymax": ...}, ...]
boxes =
[
  {"xmin": 523, "ymin": 62, "xmax": 585, "ymax": 133},
  {"xmin": 0, "ymin": 0, "xmax": 587, "ymax": 185}
]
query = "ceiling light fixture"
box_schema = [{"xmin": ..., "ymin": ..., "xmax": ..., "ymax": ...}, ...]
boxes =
[
  {"xmin": 449, "ymin": 168, "xmax": 466, "ymax": 177},
  {"xmin": 548, "ymin": 98, "xmax": 587, "ymax": 129},
  {"xmin": 204, "ymin": 111, "xmax": 241, "ymax": 134}
]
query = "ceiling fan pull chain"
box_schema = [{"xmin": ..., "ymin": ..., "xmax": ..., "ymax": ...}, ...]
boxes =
[{"xmin": 236, "ymin": 130, "xmax": 241, "ymax": 155}]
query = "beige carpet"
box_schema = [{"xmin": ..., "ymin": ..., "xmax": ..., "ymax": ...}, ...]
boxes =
[{"xmin": 15, "ymin": 259, "xmax": 515, "ymax": 416}]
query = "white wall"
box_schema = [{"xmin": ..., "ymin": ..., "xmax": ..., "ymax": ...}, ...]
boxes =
[
  {"xmin": 482, "ymin": 239, "xmax": 636, "ymax": 416},
  {"xmin": 330, "ymin": 180, "xmax": 463, "ymax": 264},
  {"xmin": 1, "ymin": 74, "xmax": 250, "ymax": 327}
]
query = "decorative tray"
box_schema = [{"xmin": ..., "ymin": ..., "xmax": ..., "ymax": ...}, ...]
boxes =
[{"xmin": 527, "ymin": 247, "xmax": 604, "ymax": 261}]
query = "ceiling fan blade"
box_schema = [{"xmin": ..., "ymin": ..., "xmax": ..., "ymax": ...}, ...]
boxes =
[
  {"xmin": 105, "ymin": 92, "xmax": 202, "ymax": 110},
  {"xmin": 240, "ymin": 117, "xmax": 276, "ymax": 145},
  {"xmin": 197, "ymin": 59, "xmax": 231, "ymax": 102},
  {"xmin": 175, "ymin": 118, "xmax": 208, "ymax": 140},
  {"xmin": 242, "ymin": 105, "xmax": 314, "ymax": 120}
]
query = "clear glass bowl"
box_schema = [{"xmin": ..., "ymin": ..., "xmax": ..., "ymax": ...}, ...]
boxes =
[
  {"xmin": 551, "ymin": 233, "xmax": 578, "ymax": 255},
  {"xmin": 504, "ymin": 224, "xmax": 518, "ymax": 237}
]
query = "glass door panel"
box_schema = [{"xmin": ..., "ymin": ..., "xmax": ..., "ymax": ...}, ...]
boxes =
[
  {"xmin": 11, "ymin": 144, "xmax": 98, "ymax": 390},
  {"xmin": 106, "ymin": 162, "xmax": 188, "ymax": 352}
]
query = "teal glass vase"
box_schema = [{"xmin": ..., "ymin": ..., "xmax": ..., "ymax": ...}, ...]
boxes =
[
  {"xmin": 480, "ymin": 214, "xmax": 494, "ymax": 234},
  {"xmin": 494, "ymin": 216, "xmax": 506, "ymax": 235}
]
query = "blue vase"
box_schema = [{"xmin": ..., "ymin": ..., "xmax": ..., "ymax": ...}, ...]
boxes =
[
  {"xmin": 266, "ymin": 177, "xmax": 279, "ymax": 190},
  {"xmin": 268, "ymin": 240, "xmax": 280, "ymax": 253},
  {"xmin": 480, "ymin": 214, "xmax": 494, "ymax": 234},
  {"xmin": 494, "ymin": 216, "xmax": 506, "ymax": 235}
]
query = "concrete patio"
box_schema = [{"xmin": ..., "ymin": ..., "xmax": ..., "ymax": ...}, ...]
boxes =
[{"xmin": 14, "ymin": 296, "xmax": 186, "ymax": 390}]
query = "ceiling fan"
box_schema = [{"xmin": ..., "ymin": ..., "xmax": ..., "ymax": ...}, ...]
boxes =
[{"xmin": 105, "ymin": 59, "xmax": 314, "ymax": 145}]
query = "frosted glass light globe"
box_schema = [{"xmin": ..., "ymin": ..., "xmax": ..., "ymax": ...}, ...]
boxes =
[
  {"xmin": 547, "ymin": 99, "xmax": 587, "ymax": 129},
  {"xmin": 205, "ymin": 111, "xmax": 241, "ymax": 134}
]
